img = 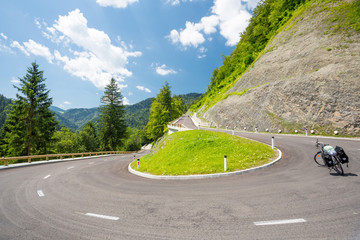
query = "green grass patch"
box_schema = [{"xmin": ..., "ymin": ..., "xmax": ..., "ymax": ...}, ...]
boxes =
[{"xmin": 131, "ymin": 130, "xmax": 275, "ymax": 176}]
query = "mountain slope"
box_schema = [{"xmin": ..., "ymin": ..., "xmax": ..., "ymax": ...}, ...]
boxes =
[
  {"xmin": 52, "ymin": 93, "xmax": 202, "ymax": 131},
  {"xmin": 195, "ymin": 0, "xmax": 360, "ymax": 136}
]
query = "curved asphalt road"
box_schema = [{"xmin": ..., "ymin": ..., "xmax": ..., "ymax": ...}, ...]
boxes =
[{"xmin": 0, "ymin": 122, "xmax": 360, "ymax": 239}]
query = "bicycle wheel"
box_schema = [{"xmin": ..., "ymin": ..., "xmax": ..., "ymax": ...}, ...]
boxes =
[
  {"xmin": 332, "ymin": 157, "xmax": 344, "ymax": 175},
  {"xmin": 314, "ymin": 151, "xmax": 326, "ymax": 166}
]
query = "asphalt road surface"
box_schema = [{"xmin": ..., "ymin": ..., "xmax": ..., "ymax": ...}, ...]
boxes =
[{"xmin": 0, "ymin": 130, "xmax": 359, "ymax": 239}]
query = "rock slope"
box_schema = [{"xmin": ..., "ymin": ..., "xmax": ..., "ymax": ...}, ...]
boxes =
[{"xmin": 202, "ymin": 0, "xmax": 360, "ymax": 136}]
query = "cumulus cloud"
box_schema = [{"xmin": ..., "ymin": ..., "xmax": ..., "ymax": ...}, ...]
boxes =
[
  {"xmin": 9, "ymin": 9, "xmax": 141, "ymax": 89},
  {"xmin": 167, "ymin": 17, "xmax": 217, "ymax": 48},
  {"xmin": 168, "ymin": 0, "xmax": 259, "ymax": 48},
  {"xmin": 212, "ymin": 0, "xmax": 252, "ymax": 46},
  {"xmin": 49, "ymin": 9, "xmax": 141, "ymax": 88},
  {"xmin": 23, "ymin": 39, "xmax": 54, "ymax": 63},
  {"xmin": 96, "ymin": 0, "xmax": 138, "ymax": 8},
  {"xmin": 10, "ymin": 39, "xmax": 54, "ymax": 63},
  {"xmin": 10, "ymin": 41, "xmax": 30, "ymax": 56},
  {"xmin": 136, "ymin": 86, "xmax": 151, "ymax": 93},
  {"xmin": 155, "ymin": 64, "xmax": 177, "ymax": 76},
  {"xmin": 64, "ymin": 101, "xmax": 71, "ymax": 105}
]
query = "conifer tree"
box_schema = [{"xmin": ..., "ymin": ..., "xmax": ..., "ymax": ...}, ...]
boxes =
[
  {"xmin": 77, "ymin": 121, "xmax": 98, "ymax": 152},
  {"xmin": 2, "ymin": 62, "xmax": 56, "ymax": 156},
  {"xmin": 99, "ymin": 78, "xmax": 126, "ymax": 151},
  {"xmin": 145, "ymin": 81, "xmax": 183, "ymax": 141}
]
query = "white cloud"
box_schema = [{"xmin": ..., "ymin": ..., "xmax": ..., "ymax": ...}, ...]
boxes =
[
  {"xmin": 167, "ymin": 21, "xmax": 205, "ymax": 48},
  {"xmin": 1, "ymin": 33, "xmax": 7, "ymax": 40},
  {"xmin": 136, "ymin": 86, "xmax": 151, "ymax": 93},
  {"xmin": 166, "ymin": 0, "xmax": 195, "ymax": 5},
  {"xmin": 200, "ymin": 15, "xmax": 219, "ymax": 34},
  {"xmin": 23, "ymin": 39, "xmax": 54, "ymax": 63},
  {"xmin": 10, "ymin": 41, "xmax": 30, "ymax": 56},
  {"xmin": 11, "ymin": 77, "xmax": 20, "ymax": 84},
  {"xmin": 64, "ymin": 101, "xmax": 71, "ymax": 105},
  {"xmin": 122, "ymin": 96, "xmax": 130, "ymax": 105},
  {"xmin": 212, "ymin": 0, "xmax": 252, "ymax": 46},
  {"xmin": 155, "ymin": 64, "xmax": 177, "ymax": 76},
  {"xmin": 197, "ymin": 46, "xmax": 207, "ymax": 59},
  {"xmin": 118, "ymin": 84, "xmax": 128, "ymax": 89},
  {"xmin": 96, "ymin": 0, "xmax": 138, "ymax": 8},
  {"xmin": 49, "ymin": 9, "xmax": 142, "ymax": 88},
  {"xmin": 168, "ymin": 0, "xmax": 258, "ymax": 48}
]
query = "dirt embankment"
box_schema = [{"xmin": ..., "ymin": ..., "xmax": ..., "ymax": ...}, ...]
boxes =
[{"xmin": 202, "ymin": 1, "xmax": 360, "ymax": 136}]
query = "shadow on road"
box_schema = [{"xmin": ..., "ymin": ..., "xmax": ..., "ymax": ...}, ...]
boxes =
[{"xmin": 330, "ymin": 172, "xmax": 358, "ymax": 177}]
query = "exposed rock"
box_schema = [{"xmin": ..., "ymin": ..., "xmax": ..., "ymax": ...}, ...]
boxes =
[{"xmin": 202, "ymin": 1, "xmax": 360, "ymax": 136}]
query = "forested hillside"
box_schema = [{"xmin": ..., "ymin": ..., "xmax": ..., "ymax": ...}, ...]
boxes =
[
  {"xmin": 51, "ymin": 93, "xmax": 201, "ymax": 131},
  {"xmin": 0, "ymin": 94, "xmax": 11, "ymax": 130}
]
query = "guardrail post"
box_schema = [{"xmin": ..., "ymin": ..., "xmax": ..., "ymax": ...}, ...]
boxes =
[
  {"xmin": 28, "ymin": 156, "xmax": 31, "ymax": 163},
  {"xmin": 224, "ymin": 155, "xmax": 227, "ymax": 172}
]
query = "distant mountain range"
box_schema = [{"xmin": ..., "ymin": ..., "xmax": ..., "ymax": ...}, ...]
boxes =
[
  {"xmin": 0, "ymin": 93, "xmax": 202, "ymax": 132},
  {"xmin": 50, "ymin": 97, "xmax": 155, "ymax": 131}
]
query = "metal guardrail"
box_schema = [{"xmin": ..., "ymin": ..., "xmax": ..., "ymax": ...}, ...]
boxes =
[{"xmin": 0, "ymin": 151, "xmax": 137, "ymax": 166}]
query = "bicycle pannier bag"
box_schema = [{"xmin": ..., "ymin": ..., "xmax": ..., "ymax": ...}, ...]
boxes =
[
  {"xmin": 335, "ymin": 146, "xmax": 349, "ymax": 164},
  {"xmin": 321, "ymin": 152, "xmax": 334, "ymax": 166}
]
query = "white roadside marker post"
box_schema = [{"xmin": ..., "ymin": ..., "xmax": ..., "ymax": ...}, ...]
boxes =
[
  {"xmin": 224, "ymin": 155, "xmax": 227, "ymax": 172},
  {"xmin": 272, "ymin": 136, "xmax": 275, "ymax": 149},
  {"xmin": 137, "ymin": 159, "xmax": 140, "ymax": 169}
]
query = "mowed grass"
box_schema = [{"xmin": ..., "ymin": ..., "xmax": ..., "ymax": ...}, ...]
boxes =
[{"xmin": 131, "ymin": 130, "xmax": 276, "ymax": 175}]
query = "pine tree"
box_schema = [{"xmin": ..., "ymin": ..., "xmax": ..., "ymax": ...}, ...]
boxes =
[
  {"xmin": 145, "ymin": 81, "xmax": 183, "ymax": 141},
  {"xmin": 1, "ymin": 62, "xmax": 56, "ymax": 156},
  {"xmin": 99, "ymin": 78, "xmax": 127, "ymax": 151}
]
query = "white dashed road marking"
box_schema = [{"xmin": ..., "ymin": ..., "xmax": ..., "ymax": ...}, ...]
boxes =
[
  {"xmin": 88, "ymin": 162, "xmax": 94, "ymax": 165},
  {"xmin": 67, "ymin": 166, "xmax": 74, "ymax": 170},
  {"xmin": 43, "ymin": 175, "xmax": 51, "ymax": 179},
  {"xmin": 84, "ymin": 213, "xmax": 119, "ymax": 221},
  {"xmin": 37, "ymin": 190, "xmax": 45, "ymax": 197},
  {"xmin": 254, "ymin": 218, "xmax": 306, "ymax": 226}
]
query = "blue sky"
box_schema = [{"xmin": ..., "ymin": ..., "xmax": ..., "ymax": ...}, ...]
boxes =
[{"xmin": 0, "ymin": 0, "xmax": 259, "ymax": 109}]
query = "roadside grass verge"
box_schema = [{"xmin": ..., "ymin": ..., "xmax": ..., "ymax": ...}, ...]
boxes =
[{"xmin": 131, "ymin": 130, "xmax": 275, "ymax": 176}]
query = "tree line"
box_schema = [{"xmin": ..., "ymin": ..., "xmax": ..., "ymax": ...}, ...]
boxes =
[{"xmin": 0, "ymin": 62, "xmax": 185, "ymax": 158}]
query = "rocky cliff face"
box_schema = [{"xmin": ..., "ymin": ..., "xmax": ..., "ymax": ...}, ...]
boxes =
[{"xmin": 202, "ymin": 0, "xmax": 360, "ymax": 136}]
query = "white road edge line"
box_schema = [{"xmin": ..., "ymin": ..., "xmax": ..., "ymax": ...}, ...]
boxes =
[
  {"xmin": 85, "ymin": 213, "xmax": 119, "ymax": 221},
  {"xmin": 254, "ymin": 218, "xmax": 306, "ymax": 226},
  {"xmin": 43, "ymin": 175, "xmax": 51, "ymax": 179},
  {"xmin": 37, "ymin": 190, "xmax": 45, "ymax": 197},
  {"xmin": 67, "ymin": 166, "xmax": 74, "ymax": 169}
]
